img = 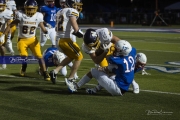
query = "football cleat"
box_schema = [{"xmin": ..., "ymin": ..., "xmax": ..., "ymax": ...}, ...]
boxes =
[
  {"xmin": 86, "ymin": 88, "xmax": 96, "ymax": 95},
  {"xmin": 132, "ymin": 83, "xmax": 139, "ymax": 94},
  {"xmin": 65, "ymin": 78, "xmax": 77, "ymax": 93},
  {"xmin": 49, "ymin": 70, "xmax": 57, "ymax": 84},
  {"xmin": 43, "ymin": 71, "xmax": 50, "ymax": 81},
  {"xmin": 20, "ymin": 69, "xmax": 25, "ymax": 76},
  {"xmin": 20, "ymin": 63, "xmax": 27, "ymax": 76}
]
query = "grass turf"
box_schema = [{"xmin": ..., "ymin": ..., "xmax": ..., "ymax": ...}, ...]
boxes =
[{"xmin": 0, "ymin": 26, "xmax": 180, "ymax": 120}]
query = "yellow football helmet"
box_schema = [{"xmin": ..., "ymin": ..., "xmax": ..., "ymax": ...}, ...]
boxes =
[
  {"xmin": 24, "ymin": 0, "xmax": 38, "ymax": 17},
  {"xmin": 0, "ymin": 0, "xmax": 6, "ymax": 12}
]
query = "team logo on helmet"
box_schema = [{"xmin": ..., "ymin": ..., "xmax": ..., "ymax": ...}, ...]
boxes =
[{"xmin": 83, "ymin": 28, "xmax": 100, "ymax": 50}]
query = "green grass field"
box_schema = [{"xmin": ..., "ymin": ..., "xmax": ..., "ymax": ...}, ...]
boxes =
[{"xmin": 0, "ymin": 26, "xmax": 180, "ymax": 120}]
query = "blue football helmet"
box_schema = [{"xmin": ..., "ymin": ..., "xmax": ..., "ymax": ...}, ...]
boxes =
[
  {"xmin": 65, "ymin": 0, "xmax": 83, "ymax": 12},
  {"xmin": 24, "ymin": 0, "xmax": 38, "ymax": 17},
  {"xmin": 83, "ymin": 28, "xmax": 100, "ymax": 50},
  {"xmin": 0, "ymin": 0, "xmax": 6, "ymax": 12}
]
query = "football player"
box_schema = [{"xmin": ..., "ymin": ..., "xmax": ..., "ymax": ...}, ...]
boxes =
[
  {"xmin": 67, "ymin": 40, "xmax": 137, "ymax": 96},
  {"xmin": 65, "ymin": 28, "xmax": 120, "ymax": 93},
  {"xmin": 39, "ymin": 47, "xmax": 78, "ymax": 82},
  {"xmin": 3, "ymin": 0, "xmax": 50, "ymax": 81},
  {"xmin": 0, "ymin": 0, "xmax": 13, "ymax": 69},
  {"xmin": 49, "ymin": 0, "xmax": 83, "ymax": 84},
  {"xmin": 40, "ymin": 0, "xmax": 60, "ymax": 47},
  {"xmin": 86, "ymin": 52, "xmax": 149, "ymax": 94},
  {"xmin": 5, "ymin": 0, "xmax": 17, "ymax": 55}
]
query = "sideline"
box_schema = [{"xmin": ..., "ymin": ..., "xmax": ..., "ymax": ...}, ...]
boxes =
[{"xmin": 0, "ymin": 74, "xmax": 179, "ymax": 96}]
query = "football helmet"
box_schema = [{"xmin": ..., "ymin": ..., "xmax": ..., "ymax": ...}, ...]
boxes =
[
  {"xmin": 135, "ymin": 53, "xmax": 147, "ymax": 68},
  {"xmin": 24, "ymin": 0, "xmax": 38, "ymax": 17},
  {"xmin": 83, "ymin": 28, "xmax": 100, "ymax": 50},
  {"xmin": 44, "ymin": 0, "xmax": 55, "ymax": 7},
  {"xmin": 65, "ymin": 0, "xmax": 83, "ymax": 12},
  {"xmin": 0, "ymin": 0, "xmax": 6, "ymax": 12},
  {"xmin": 53, "ymin": 51, "xmax": 66, "ymax": 65},
  {"xmin": 6, "ymin": 0, "xmax": 16, "ymax": 11},
  {"xmin": 114, "ymin": 40, "xmax": 132, "ymax": 56},
  {"xmin": 97, "ymin": 28, "xmax": 113, "ymax": 44},
  {"xmin": 59, "ymin": 0, "xmax": 66, "ymax": 8}
]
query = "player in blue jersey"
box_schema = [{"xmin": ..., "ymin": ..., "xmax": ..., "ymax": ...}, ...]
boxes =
[
  {"xmin": 39, "ymin": 47, "xmax": 79, "ymax": 84},
  {"xmin": 86, "ymin": 52, "xmax": 149, "ymax": 94},
  {"xmin": 40, "ymin": 0, "xmax": 61, "ymax": 47},
  {"xmin": 65, "ymin": 40, "xmax": 136, "ymax": 95}
]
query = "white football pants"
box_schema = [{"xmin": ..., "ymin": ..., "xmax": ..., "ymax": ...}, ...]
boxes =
[
  {"xmin": 40, "ymin": 27, "xmax": 56, "ymax": 47},
  {"xmin": 91, "ymin": 68, "xmax": 122, "ymax": 96}
]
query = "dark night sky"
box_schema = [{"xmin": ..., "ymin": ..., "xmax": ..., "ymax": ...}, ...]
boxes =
[{"xmin": 15, "ymin": 0, "xmax": 180, "ymax": 12}]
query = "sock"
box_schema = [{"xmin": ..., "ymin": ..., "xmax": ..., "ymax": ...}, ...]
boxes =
[
  {"xmin": 96, "ymin": 84, "xmax": 103, "ymax": 91},
  {"xmin": 54, "ymin": 69, "xmax": 59, "ymax": 74},
  {"xmin": 77, "ymin": 74, "xmax": 91, "ymax": 88}
]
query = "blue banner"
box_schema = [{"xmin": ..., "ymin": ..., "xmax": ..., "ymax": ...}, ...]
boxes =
[{"xmin": 0, "ymin": 56, "xmax": 39, "ymax": 64}]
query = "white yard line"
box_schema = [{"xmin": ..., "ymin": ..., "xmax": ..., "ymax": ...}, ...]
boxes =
[{"xmin": 0, "ymin": 74, "xmax": 179, "ymax": 96}]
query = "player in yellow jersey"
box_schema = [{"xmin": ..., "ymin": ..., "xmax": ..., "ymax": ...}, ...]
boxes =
[{"xmin": 3, "ymin": 0, "xmax": 50, "ymax": 80}]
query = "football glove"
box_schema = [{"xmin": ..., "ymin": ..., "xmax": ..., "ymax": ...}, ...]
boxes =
[
  {"xmin": 142, "ymin": 69, "xmax": 151, "ymax": 75},
  {"xmin": 72, "ymin": 29, "xmax": 84, "ymax": 38},
  {"xmin": 0, "ymin": 34, "xmax": 5, "ymax": 43},
  {"xmin": 102, "ymin": 42, "xmax": 112, "ymax": 52}
]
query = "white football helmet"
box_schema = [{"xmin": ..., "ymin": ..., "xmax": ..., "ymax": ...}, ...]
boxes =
[
  {"xmin": 114, "ymin": 40, "xmax": 132, "ymax": 56},
  {"xmin": 6, "ymin": 0, "xmax": 16, "ymax": 11},
  {"xmin": 136, "ymin": 53, "xmax": 147, "ymax": 64},
  {"xmin": 135, "ymin": 53, "xmax": 147, "ymax": 68},
  {"xmin": 96, "ymin": 28, "xmax": 113, "ymax": 44},
  {"xmin": 53, "ymin": 51, "xmax": 66, "ymax": 65}
]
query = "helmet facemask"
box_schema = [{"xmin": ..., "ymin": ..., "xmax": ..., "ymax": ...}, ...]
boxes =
[
  {"xmin": 86, "ymin": 38, "xmax": 100, "ymax": 50},
  {"xmin": 72, "ymin": 2, "xmax": 83, "ymax": 12},
  {"xmin": 0, "ymin": 3, "xmax": 6, "ymax": 12},
  {"xmin": 24, "ymin": 6, "xmax": 38, "ymax": 17}
]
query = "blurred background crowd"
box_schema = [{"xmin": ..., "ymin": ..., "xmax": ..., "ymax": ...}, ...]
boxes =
[{"xmin": 15, "ymin": 0, "xmax": 180, "ymax": 25}]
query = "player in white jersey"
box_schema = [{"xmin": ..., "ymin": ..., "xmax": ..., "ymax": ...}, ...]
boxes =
[
  {"xmin": 49, "ymin": 0, "xmax": 83, "ymax": 84},
  {"xmin": 54, "ymin": 0, "xmax": 79, "ymax": 80},
  {"xmin": 4, "ymin": 0, "xmax": 17, "ymax": 55},
  {"xmin": 3, "ymin": 0, "xmax": 50, "ymax": 81},
  {"xmin": 0, "ymin": 0, "xmax": 13, "ymax": 69}
]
